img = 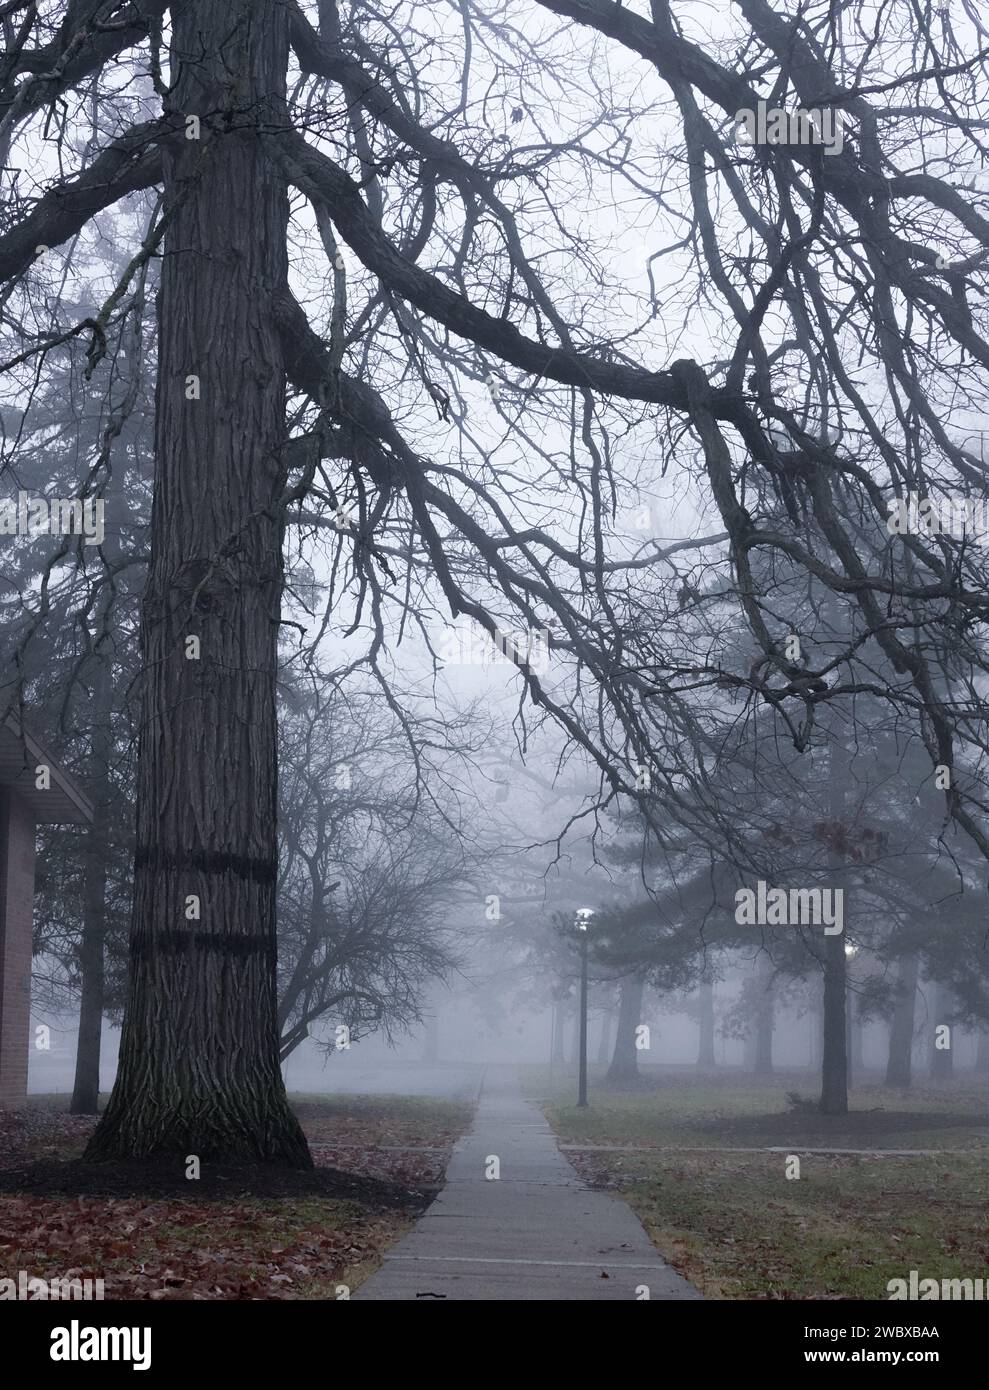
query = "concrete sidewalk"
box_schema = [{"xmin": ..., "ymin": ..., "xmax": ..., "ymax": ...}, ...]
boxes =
[{"xmin": 354, "ymin": 1066, "xmax": 701, "ymax": 1301}]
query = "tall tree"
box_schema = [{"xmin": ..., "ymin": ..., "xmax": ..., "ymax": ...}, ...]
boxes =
[
  {"xmin": 885, "ymin": 954, "xmax": 919, "ymax": 1090},
  {"xmin": 70, "ymin": 638, "xmax": 112, "ymax": 1114},
  {"xmin": 607, "ymin": 972, "xmax": 646, "ymax": 1084},
  {"xmin": 86, "ymin": 0, "xmax": 309, "ymax": 1164}
]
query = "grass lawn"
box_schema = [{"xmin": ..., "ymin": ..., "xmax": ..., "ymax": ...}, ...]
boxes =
[
  {"xmin": 0, "ymin": 1092, "xmax": 473, "ymax": 1299},
  {"xmin": 291, "ymin": 1092, "xmax": 474, "ymax": 1150},
  {"xmin": 530, "ymin": 1064, "xmax": 989, "ymax": 1299}
]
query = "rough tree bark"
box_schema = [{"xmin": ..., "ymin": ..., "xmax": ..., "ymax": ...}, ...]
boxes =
[
  {"xmin": 607, "ymin": 972, "xmax": 645, "ymax": 1083},
  {"xmin": 86, "ymin": 0, "xmax": 309, "ymax": 1165},
  {"xmin": 884, "ymin": 953, "xmax": 918, "ymax": 1089}
]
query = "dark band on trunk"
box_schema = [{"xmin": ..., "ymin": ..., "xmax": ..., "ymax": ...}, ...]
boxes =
[
  {"xmin": 131, "ymin": 931, "xmax": 276, "ymax": 959},
  {"xmin": 134, "ymin": 846, "xmax": 278, "ymax": 884}
]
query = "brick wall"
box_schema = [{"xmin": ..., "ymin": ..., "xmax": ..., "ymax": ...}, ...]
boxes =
[{"xmin": 0, "ymin": 789, "xmax": 37, "ymax": 1107}]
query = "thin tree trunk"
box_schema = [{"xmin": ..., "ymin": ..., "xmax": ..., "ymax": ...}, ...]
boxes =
[
  {"xmin": 976, "ymin": 1031, "xmax": 989, "ymax": 1075},
  {"xmin": 568, "ymin": 998, "xmax": 580, "ymax": 1067},
  {"xmin": 851, "ymin": 997, "xmax": 864, "ymax": 1073},
  {"xmin": 753, "ymin": 958, "xmax": 774, "ymax": 1076},
  {"xmin": 551, "ymin": 1000, "xmax": 566, "ymax": 1065},
  {"xmin": 607, "ymin": 973, "xmax": 645, "ymax": 1083},
  {"xmin": 596, "ymin": 1009, "xmax": 613, "ymax": 1065},
  {"xmin": 809, "ymin": 988, "xmax": 823, "ymax": 1069},
  {"xmin": 845, "ymin": 983, "xmax": 854, "ymax": 1089},
  {"xmin": 87, "ymin": 0, "xmax": 309, "ymax": 1166},
  {"xmin": 820, "ymin": 932, "xmax": 848, "ymax": 1114},
  {"xmin": 884, "ymin": 953, "xmax": 918, "ymax": 1088},
  {"xmin": 820, "ymin": 696, "xmax": 848, "ymax": 1116},
  {"xmin": 71, "ymin": 652, "xmax": 111, "ymax": 1114},
  {"xmin": 697, "ymin": 979, "xmax": 716, "ymax": 1066},
  {"xmin": 929, "ymin": 981, "xmax": 954, "ymax": 1079}
]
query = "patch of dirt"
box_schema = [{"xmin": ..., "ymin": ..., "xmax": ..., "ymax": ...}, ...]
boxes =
[{"xmin": 0, "ymin": 1158, "xmax": 435, "ymax": 1212}]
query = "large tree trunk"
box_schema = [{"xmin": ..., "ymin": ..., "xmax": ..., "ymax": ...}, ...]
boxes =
[
  {"xmin": 87, "ymin": 0, "xmax": 309, "ymax": 1166},
  {"xmin": 697, "ymin": 979, "xmax": 716, "ymax": 1066},
  {"xmin": 607, "ymin": 973, "xmax": 645, "ymax": 1083},
  {"xmin": 71, "ymin": 651, "xmax": 111, "ymax": 1115},
  {"xmin": 884, "ymin": 953, "xmax": 918, "ymax": 1088}
]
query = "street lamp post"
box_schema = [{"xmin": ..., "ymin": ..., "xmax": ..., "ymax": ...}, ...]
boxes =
[{"xmin": 575, "ymin": 908, "xmax": 594, "ymax": 1107}]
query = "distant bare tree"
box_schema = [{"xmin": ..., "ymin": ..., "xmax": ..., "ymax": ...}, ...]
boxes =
[{"xmin": 275, "ymin": 679, "xmax": 473, "ymax": 1059}]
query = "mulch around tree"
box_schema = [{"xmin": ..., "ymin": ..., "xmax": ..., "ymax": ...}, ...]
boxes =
[{"xmin": 0, "ymin": 1158, "xmax": 435, "ymax": 1210}]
